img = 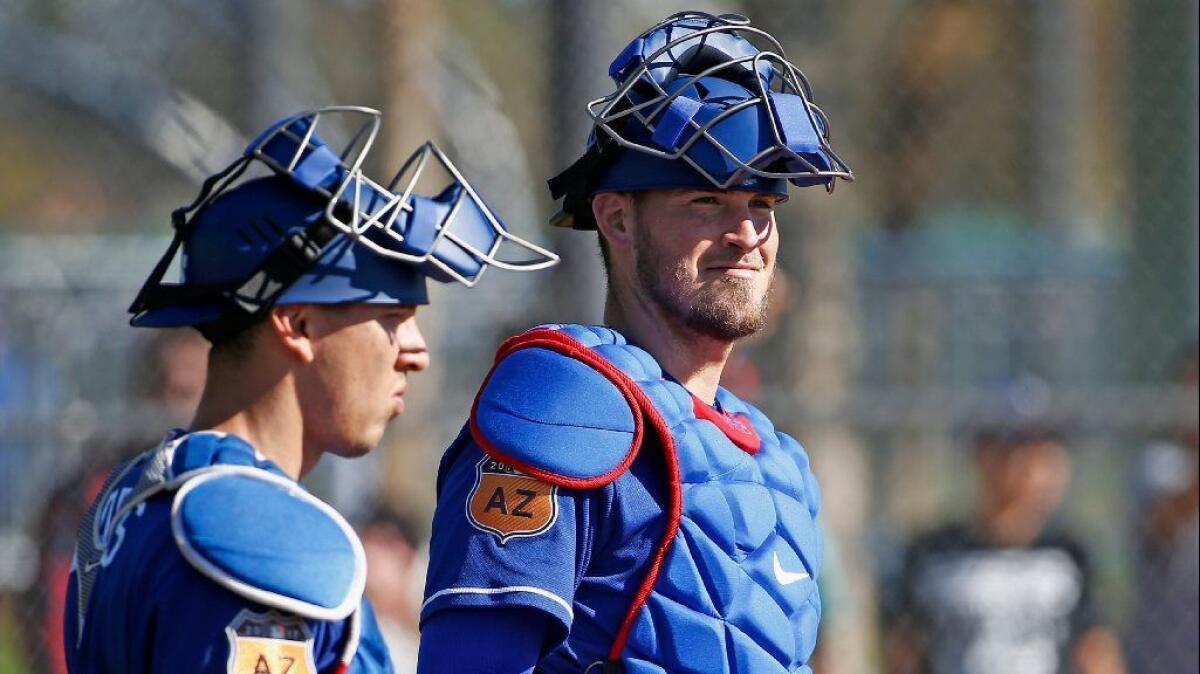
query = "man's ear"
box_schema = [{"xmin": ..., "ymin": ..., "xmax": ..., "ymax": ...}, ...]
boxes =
[
  {"xmin": 592, "ymin": 192, "xmax": 635, "ymax": 251},
  {"xmin": 270, "ymin": 305, "xmax": 316, "ymax": 364}
]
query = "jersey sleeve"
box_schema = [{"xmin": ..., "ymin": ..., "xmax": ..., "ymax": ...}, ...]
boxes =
[
  {"xmin": 420, "ymin": 430, "xmax": 609, "ymax": 640},
  {"xmin": 1060, "ymin": 535, "xmax": 1102, "ymax": 638},
  {"xmin": 417, "ymin": 607, "xmax": 553, "ymax": 674}
]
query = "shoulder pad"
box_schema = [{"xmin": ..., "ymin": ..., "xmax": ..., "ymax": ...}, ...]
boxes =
[
  {"xmin": 171, "ymin": 467, "xmax": 365, "ymax": 621},
  {"xmin": 471, "ymin": 341, "xmax": 641, "ymax": 489}
]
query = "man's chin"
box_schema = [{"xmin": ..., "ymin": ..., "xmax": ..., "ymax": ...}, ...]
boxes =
[
  {"xmin": 684, "ymin": 312, "xmax": 765, "ymax": 341},
  {"xmin": 330, "ymin": 424, "xmax": 388, "ymax": 459},
  {"xmin": 328, "ymin": 442, "xmax": 375, "ymax": 460},
  {"xmin": 683, "ymin": 289, "xmax": 768, "ymax": 341}
]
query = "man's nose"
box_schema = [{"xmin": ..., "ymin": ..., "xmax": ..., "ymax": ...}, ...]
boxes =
[
  {"xmin": 723, "ymin": 215, "xmax": 769, "ymax": 252},
  {"xmin": 397, "ymin": 320, "xmax": 431, "ymax": 372}
]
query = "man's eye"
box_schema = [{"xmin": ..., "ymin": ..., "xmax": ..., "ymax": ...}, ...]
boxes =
[
  {"xmin": 750, "ymin": 199, "xmax": 775, "ymax": 210},
  {"xmin": 692, "ymin": 196, "xmax": 720, "ymax": 205},
  {"xmin": 382, "ymin": 311, "xmax": 412, "ymax": 324}
]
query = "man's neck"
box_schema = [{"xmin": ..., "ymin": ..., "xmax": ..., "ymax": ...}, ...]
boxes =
[
  {"xmin": 604, "ymin": 292, "xmax": 733, "ymax": 405},
  {"xmin": 189, "ymin": 359, "xmax": 308, "ymax": 479},
  {"xmin": 976, "ymin": 501, "xmax": 1047, "ymax": 548}
]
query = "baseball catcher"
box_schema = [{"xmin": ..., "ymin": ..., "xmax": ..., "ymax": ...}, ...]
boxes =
[
  {"xmin": 419, "ymin": 12, "xmax": 851, "ymax": 674},
  {"xmin": 65, "ymin": 106, "xmax": 556, "ymax": 674}
]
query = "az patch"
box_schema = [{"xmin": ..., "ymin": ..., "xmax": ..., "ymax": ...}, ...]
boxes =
[
  {"xmin": 225, "ymin": 609, "xmax": 316, "ymax": 674},
  {"xmin": 467, "ymin": 456, "xmax": 558, "ymax": 544}
]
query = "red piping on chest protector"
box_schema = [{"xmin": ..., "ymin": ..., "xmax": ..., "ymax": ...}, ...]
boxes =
[
  {"xmin": 691, "ymin": 395, "xmax": 762, "ymax": 455},
  {"xmin": 468, "ymin": 328, "xmax": 682, "ymax": 662}
]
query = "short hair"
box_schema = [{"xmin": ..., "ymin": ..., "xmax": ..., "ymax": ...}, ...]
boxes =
[
  {"xmin": 972, "ymin": 424, "xmax": 1064, "ymax": 453},
  {"xmin": 203, "ymin": 314, "xmax": 267, "ymax": 362}
]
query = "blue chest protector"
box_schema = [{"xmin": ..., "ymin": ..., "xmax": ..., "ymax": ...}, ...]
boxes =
[
  {"xmin": 471, "ymin": 324, "xmax": 823, "ymax": 674},
  {"xmin": 65, "ymin": 430, "xmax": 392, "ymax": 674}
]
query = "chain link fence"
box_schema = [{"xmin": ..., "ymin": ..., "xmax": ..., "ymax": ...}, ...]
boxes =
[{"xmin": 1, "ymin": 0, "xmax": 1196, "ymax": 672}]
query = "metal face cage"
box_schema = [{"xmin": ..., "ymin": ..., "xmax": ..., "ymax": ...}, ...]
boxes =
[
  {"xmin": 247, "ymin": 106, "xmax": 559, "ymax": 287},
  {"xmin": 130, "ymin": 106, "xmax": 559, "ymax": 333},
  {"xmin": 585, "ymin": 11, "xmax": 853, "ymax": 192}
]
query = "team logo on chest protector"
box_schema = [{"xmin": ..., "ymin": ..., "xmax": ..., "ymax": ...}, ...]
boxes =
[
  {"xmin": 467, "ymin": 456, "xmax": 558, "ymax": 543},
  {"xmin": 225, "ymin": 609, "xmax": 316, "ymax": 674}
]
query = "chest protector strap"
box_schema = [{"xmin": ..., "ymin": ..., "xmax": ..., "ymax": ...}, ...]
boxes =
[{"xmin": 470, "ymin": 327, "xmax": 682, "ymax": 664}]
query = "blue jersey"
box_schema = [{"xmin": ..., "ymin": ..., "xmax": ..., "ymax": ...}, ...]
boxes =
[
  {"xmin": 421, "ymin": 325, "xmax": 823, "ymax": 673},
  {"xmin": 423, "ymin": 429, "xmax": 670, "ymax": 667},
  {"xmin": 65, "ymin": 430, "xmax": 393, "ymax": 674}
]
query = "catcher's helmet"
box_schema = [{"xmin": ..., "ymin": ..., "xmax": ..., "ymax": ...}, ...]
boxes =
[
  {"xmin": 549, "ymin": 11, "xmax": 853, "ymax": 230},
  {"xmin": 130, "ymin": 106, "xmax": 558, "ymax": 340}
]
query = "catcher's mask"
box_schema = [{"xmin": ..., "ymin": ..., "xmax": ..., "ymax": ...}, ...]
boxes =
[
  {"xmin": 549, "ymin": 11, "xmax": 853, "ymax": 230},
  {"xmin": 130, "ymin": 106, "xmax": 558, "ymax": 340}
]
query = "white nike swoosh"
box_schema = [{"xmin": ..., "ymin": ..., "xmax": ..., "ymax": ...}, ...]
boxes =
[{"xmin": 773, "ymin": 551, "xmax": 810, "ymax": 585}]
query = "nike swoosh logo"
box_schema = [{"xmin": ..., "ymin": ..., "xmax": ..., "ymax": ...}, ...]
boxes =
[{"xmin": 773, "ymin": 551, "xmax": 810, "ymax": 585}]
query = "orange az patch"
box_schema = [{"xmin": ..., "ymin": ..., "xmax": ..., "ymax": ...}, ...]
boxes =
[
  {"xmin": 225, "ymin": 609, "xmax": 315, "ymax": 674},
  {"xmin": 467, "ymin": 456, "xmax": 559, "ymax": 544}
]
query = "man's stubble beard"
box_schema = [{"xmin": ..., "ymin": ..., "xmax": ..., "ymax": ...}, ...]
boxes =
[{"xmin": 633, "ymin": 223, "xmax": 773, "ymax": 342}]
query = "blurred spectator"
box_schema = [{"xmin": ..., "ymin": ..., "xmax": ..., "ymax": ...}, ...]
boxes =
[
  {"xmin": 1125, "ymin": 343, "xmax": 1199, "ymax": 674},
  {"xmin": 882, "ymin": 424, "xmax": 1126, "ymax": 674},
  {"xmin": 126, "ymin": 327, "xmax": 211, "ymax": 428},
  {"xmin": 20, "ymin": 329, "xmax": 206, "ymax": 674},
  {"xmin": 359, "ymin": 505, "xmax": 427, "ymax": 674}
]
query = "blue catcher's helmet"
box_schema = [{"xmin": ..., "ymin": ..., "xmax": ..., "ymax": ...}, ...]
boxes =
[
  {"xmin": 548, "ymin": 11, "xmax": 853, "ymax": 230},
  {"xmin": 130, "ymin": 106, "xmax": 558, "ymax": 340}
]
